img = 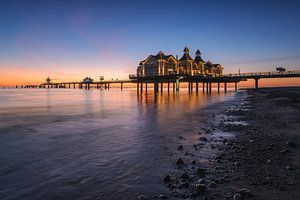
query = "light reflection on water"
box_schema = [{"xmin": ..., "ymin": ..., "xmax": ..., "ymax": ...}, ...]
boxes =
[{"xmin": 0, "ymin": 89, "xmax": 236, "ymax": 200}]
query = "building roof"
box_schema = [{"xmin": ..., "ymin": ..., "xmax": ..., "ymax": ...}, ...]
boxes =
[
  {"xmin": 179, "ymin": 53, "xmax": 193, "ymax": 61},
  {"xmin": 194, "ymin": 56, "xmax": 205, "ymax": 63},
  {"xmin": 139, "ymin": 51, "xmax": 178, "ymax": 65},
  {"xmin": 194, "ymin": 49, "xmax": 205, "ymax": 63},
  {"xmin": 205, "ymin": 61, "xmax": 223, "ymax": 69}
]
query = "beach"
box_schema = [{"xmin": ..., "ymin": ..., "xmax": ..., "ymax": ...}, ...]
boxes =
[{"xmin": 161, "ymin": 87, "xmax": 300, "ymax": 199}]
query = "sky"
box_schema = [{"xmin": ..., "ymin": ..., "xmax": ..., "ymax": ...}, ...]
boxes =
[{"xmin": 0, "ymin": 0, "xmax": 300, "ymax": 86}]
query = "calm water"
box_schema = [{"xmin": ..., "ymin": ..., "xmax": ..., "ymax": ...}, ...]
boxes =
[{"xmin": 0, "ymin": 89, "xmax": 237, "ymax": 200}]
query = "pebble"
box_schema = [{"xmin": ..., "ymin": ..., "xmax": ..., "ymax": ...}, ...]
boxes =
[
  {"xmin": 162, "ymin": 174, "xmax": 171, "ymax": 183},
  {"xmin": 176, "ymin": 158, "xmax": 185, "ymax": 165},
  {"xmin": 208, "ymin": 182, "xmax": 217, "ymax": 188},
  {"xmin": 196, "ymin": 167, "xmax": 205, "ymax": 175},
  {"xmin": 138, "ymin": 195, "xmax": 146, "ymax": 200},
  {"xmin": 233, "ymin": 193, "xmax": 242, "ymax": 200},
  {"xmin": 235, "ymin": 188, "xmax": 252, "ymax": 197},
  {"xmin": 177, "ymin": 145, "xmax": 183, "ymax": 151},
  {"xmin": 199, "ymin": 137, "xmax": 208, "ymax": 142},
  {"xmin": 195, "ymin": 184, "xmax": 206, "ymax": 193},
  {"xmin": 286, "ymin": 141, "xmax": 296, "ymax": 147},
  {"xmin": 180, "ymin": 172, "xmax": 190, "ymax": 179},
  {"xmin": 179, "ymin": 136, "xmax": 185, "ymax": 140}
]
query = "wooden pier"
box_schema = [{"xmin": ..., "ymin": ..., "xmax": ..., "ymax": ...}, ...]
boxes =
[{"xmin": 24, "ymin": 70, "xmax": 300, "ymax": 93}]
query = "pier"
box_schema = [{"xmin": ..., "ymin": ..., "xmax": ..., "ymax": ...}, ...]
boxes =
[{"xmin": 24, "ymin": 70, "xmax": 300, "ymax": 93}]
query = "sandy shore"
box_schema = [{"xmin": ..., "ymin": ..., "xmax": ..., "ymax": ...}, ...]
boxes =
[{"xmin": 154, "ymin": 87, "xmax": 300, "ymax": 200}]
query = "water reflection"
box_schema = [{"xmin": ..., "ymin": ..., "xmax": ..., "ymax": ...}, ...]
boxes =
[{"xmin": 0, "ymin": 89, "xmax": 235, "ymax": 200}]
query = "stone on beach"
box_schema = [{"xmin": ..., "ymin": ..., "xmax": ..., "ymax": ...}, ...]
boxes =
[
  {"xmin": 138, "ymin": 195, "xmax": 146, "ymax": 200},
  {"xmin": 233, "ymin": 193, "xmax": 242, "ymax": 200},
  {"xmin": 196, "ymin": 167, "xmax": 205, "ymax": 175},
  {"xmin": 195, "ymin": 184, "xmax": 206, "ymax": 193},
  {"xmin": 176, "ymin": 158, "xmax": 185, "ymax": 165},
  {"xmin": 162, "ymin": 174, "xmax": 171, "ymax": 183},
  {"xmin": 177, "ymin": 145, "xmax": 184, "ymax": 151},
  {"xmin": 199, "ymin": 137, "xmax": 208, "ymax": 142},
  {"xmin": 180, "ymin": 172, "xmax": 190, "ymax": 179},
  {"xmin": 286, "ymin": 141, "xmax": 296, "ymax": 147}
]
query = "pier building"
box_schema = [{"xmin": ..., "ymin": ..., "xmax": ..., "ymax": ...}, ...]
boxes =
[{"xmin": 137, "ymin": 47, "xmax": 223, "ymax": 77}]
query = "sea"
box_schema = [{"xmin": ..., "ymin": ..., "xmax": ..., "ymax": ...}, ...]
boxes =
[{"xmin": 0, "ymin": 88, "xmax": 239, "ymax": 200}]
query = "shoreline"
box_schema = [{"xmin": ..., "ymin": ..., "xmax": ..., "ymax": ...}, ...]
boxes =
[{"xmin": 157, "ymin": 87, "xmax": 300, "ymax": 200}]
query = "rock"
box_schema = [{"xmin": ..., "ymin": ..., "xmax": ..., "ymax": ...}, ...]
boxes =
[
  {"xmin": 198, "ymin": 179, "xmax": 205, "ymax": 184},
  {"xmin": 208, "ymin": 182, "xmax": 217, "ymax": 188},
  {"xmin": 179, "ymin": 136, "xmax": 185, "ymax": 140},
  {"xmin": 176, "ymin": 158, "xmax": 185, "ymax": 165},
  {"xmin": 235, "ymin": 188, "xmax": 252, "ymax": 198},
  {"xmin": 218, "ymin": 177, "xmax": 225, "ymax": 184},
  {"xmin": 180, "ymin": 172, "xmax": 190, "ymax": 179},
  {"xmin": 138, "ymin": 195, "xmax": 146, "ymax": 200},
  {"xmin": 196, "ymin": 167, "xmax": 205, "ymax": 175},
  {"xmin": 190, "ymin": 192, "xmax": 198, "ymax": 198},
  {"xmin": 195, "ymin": 184, "xmax": 206, "ymax": 193},
  {"xmin": 280, "ymin": 149, "xmax": 289, "ymax": 153},
  {"xmin": 177, "ymin": 145, "xmax": 183, "ymax": 151},
  {"xmin": 191, "ymin": 160, "xmax": 197, "ymax": 165},
  {"xmin": 199, "ymin": 137, "xmax": 208, "ymax": 142},
  {"xmin": 233, "ymin": 193, "xmax": 242, "ymax": 200},
  {"xmin": 215, "ymin": 154, "xmax": 223, "ymax": 159},
  {"xmin": 287, "ymin": 141, "xmax": 296, "ymax": 147},
  {"xmin": 162, "ymin": 174, "xmax": 171, "ymax": 183}
]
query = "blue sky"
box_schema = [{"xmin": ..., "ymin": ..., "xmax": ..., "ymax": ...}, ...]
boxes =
[{"xmin": 0, "ymin": 0, "xmax": 300, "ymax": 84}]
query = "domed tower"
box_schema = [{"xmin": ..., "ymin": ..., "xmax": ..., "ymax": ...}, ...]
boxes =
[
  {"xmin": 179, "ymin": 47, "xmax": 194, "ymax": 75},
  {"xmin": 183, "ymin": 47, "xmax": 190, "ymax": 55},
  {"xmin": 194, "ymin": 50, "xmax": 205, "ymax": 75}
]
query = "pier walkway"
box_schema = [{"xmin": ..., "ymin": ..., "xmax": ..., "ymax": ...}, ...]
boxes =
[{"xmin": 24, "ymin": 70, "xmax": 300, "ymax": 93}]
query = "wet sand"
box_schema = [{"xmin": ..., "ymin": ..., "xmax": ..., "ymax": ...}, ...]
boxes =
[{"xmin": 159, "ymin": 87, "xmax": 300, "ymax": 200}]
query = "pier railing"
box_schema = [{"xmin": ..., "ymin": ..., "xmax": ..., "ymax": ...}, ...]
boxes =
[{"xmin": 223, "ymin": 70, "xmax": 300, "ymax": 78}]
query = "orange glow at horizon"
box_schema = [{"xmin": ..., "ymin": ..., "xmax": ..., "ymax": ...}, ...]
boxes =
[{"xmin": 0, "ymin": 63, "xmax": 299, "ymax": 88}]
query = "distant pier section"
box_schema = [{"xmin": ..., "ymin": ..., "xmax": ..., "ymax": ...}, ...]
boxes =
[{"xmin": 24, "ymin": 47, "xmax": 300, "ymax": 93}]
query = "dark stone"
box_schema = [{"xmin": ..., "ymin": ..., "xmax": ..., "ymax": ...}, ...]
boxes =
[
  {"xmin": 195, "ymin": 184, "xmax": 206, "ymax": 193},
  {"xmin": 208, "ymin": 182, "xmax": 217, "ymax": 188},
  {"xmin": 287, "ymin": 141, "xmax": 296, "ymax": 147},
  {"xmin": 138, "ymin": 195, "xmax": 146, "ymax": 200},
  {"xmin": 196, "ymin": 167, "xmax": 205, "ymax": 175},
  {"xmin": 176, "ymin": 158, "xmax": 185, "ymax": 165},
  {"xmin": 190, "ymin": 192, "xmax": 198, "ymax": 198},
  {"xmin": 179, "ymin": 136, "xmax": 185, "ymax": 140},
  {"xmin": 163, "ymin": 174, "xmax": 171, "ymax": 183},
  {"xmin": 199, "ymin": 137, "xmax": 208, "ymax": 142},
  {"xmin": 177, "ymin": 145, "xmax": 183, "ymax": 151},
  {"xmin": 235, "ymin": 188, "xmax": 253, "ymax": 198},
  {"xmin": 233, "ymin": 193, "xmax": 242, "ymax": 200},
  {"xmin": 180, "ymin": 172, "xmax": 190, "ymax": 179}
]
